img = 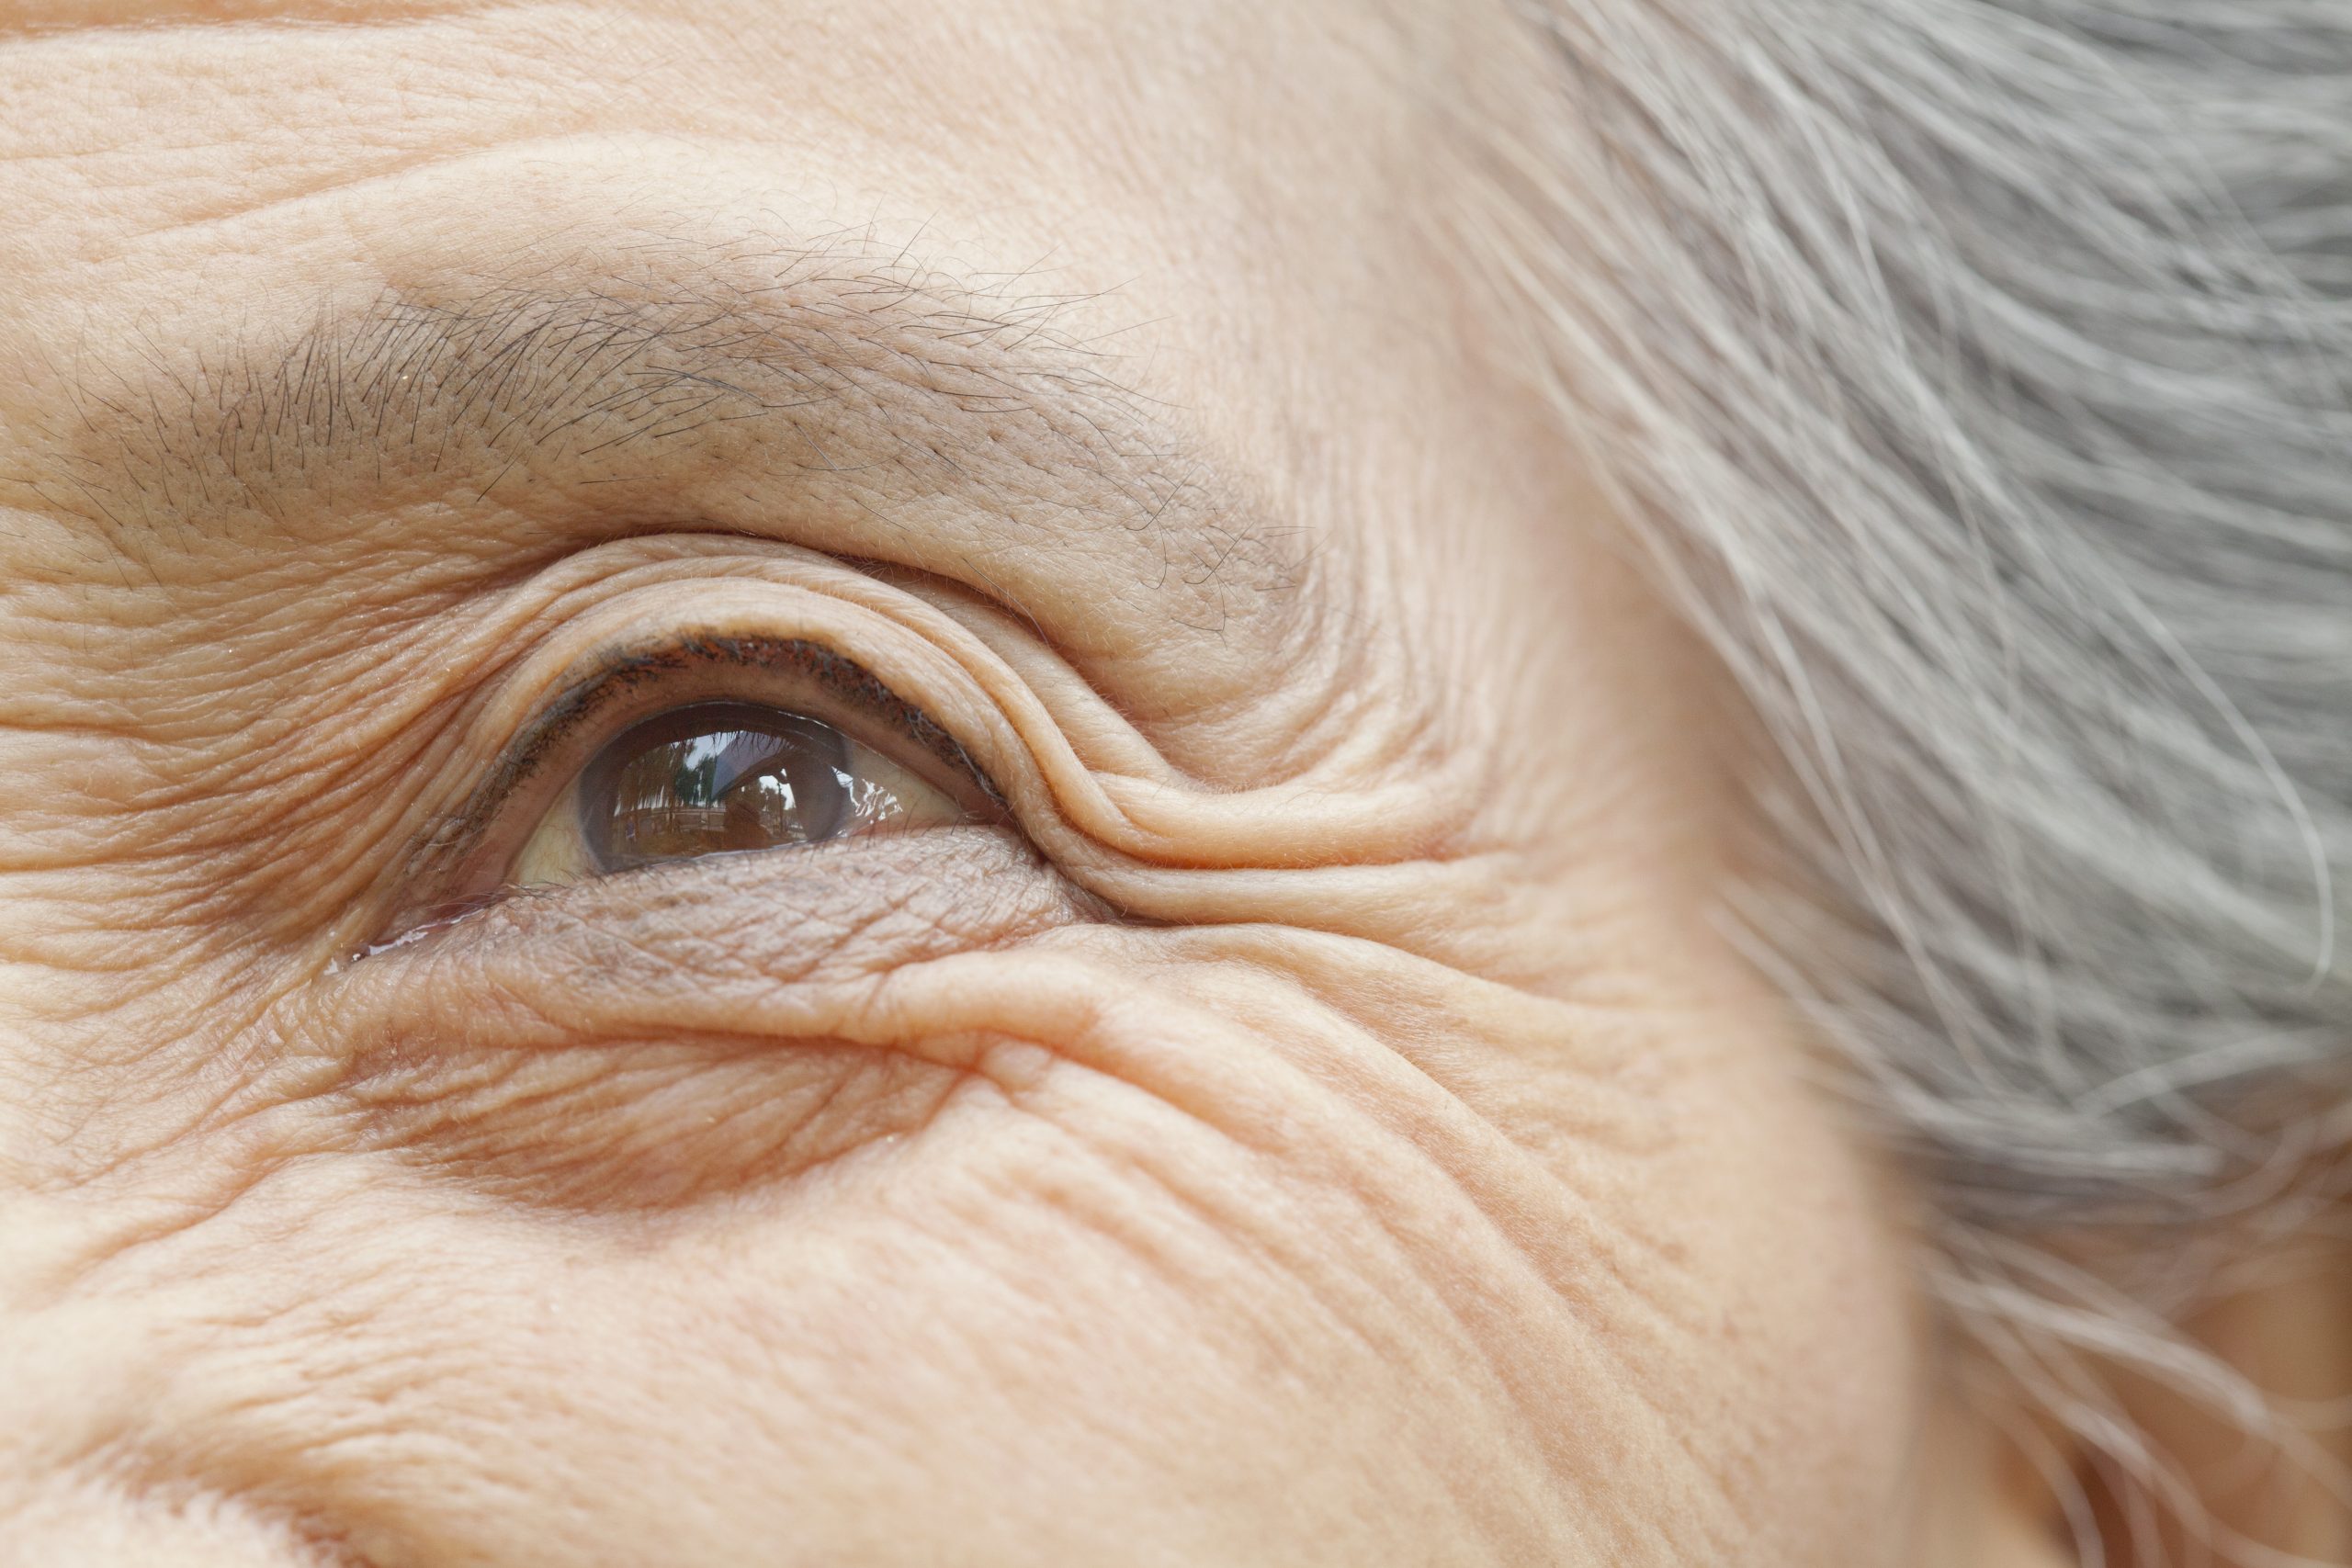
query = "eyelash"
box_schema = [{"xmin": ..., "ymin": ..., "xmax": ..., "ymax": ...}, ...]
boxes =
[{"xmin": 397, "ymin": 634, "xmax": 1001, "ymax": 924}]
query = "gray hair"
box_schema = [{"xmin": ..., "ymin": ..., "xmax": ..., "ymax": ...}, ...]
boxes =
[{"xmin": 1468, "ymin": 1, "xmax": 2352, "ymax": 1556}]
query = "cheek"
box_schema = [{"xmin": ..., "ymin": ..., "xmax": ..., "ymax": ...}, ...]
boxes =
[
  {"xmin": 51, "ymin": 927, "xmax": 1926, "ymax": 1568},
  {"xmin": 1648, "ymin": 1021, "xmax": 1928, "ymax": 1561}
]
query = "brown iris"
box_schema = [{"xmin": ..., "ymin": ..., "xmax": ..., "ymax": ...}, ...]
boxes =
[{"xmin": 577, "ymin": 702, "xmax": 855, "ymax": 873}]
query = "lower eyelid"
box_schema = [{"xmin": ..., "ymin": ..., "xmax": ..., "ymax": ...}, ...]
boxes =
[
  {"xmin": 342, "ymin": 1035, "xmax": 975, "ymax": 1213},
  {"xmin": 313, "ymin": 830, "xmax": 1088, "ymax": 1207}
]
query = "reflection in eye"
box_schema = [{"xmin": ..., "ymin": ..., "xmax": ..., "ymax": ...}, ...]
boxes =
[{"xmin": 511, "ymin": 700, "xmax": 969, "ymax": 887}]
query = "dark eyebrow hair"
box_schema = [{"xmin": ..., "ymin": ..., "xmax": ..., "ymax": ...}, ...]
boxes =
[{"xmin": 43, "ymin": 232, "xmax": 1301, "ymax": 637}]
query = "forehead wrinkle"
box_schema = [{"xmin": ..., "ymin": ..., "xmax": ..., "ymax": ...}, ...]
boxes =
[
  {"xmin": 2, "ymin": 1, "xmax": 471, "ymax": 29},
  {"xmin": 42, "ymin": 230, "xmax": 1302, "ymax": 637}
]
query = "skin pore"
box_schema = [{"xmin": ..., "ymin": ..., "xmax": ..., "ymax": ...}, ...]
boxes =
[{"xmin": 0, "ymin": 2, "xmax": 2093, "ymax": 1562}]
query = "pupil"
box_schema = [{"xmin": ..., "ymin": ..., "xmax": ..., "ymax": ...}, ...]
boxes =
[{"xmin": 580, "ymin": 702, "xmax": 854, "ymax": 872}]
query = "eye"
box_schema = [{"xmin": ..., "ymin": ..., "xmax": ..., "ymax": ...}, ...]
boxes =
[{"xmin": 510, "ymin": 699, "xmax": 972, "ymax": 888}]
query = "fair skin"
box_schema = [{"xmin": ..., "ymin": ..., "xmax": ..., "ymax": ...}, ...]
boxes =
[{"xmin": 7, "ymin": 3, "xmax": 2321, "ymax": 1564}]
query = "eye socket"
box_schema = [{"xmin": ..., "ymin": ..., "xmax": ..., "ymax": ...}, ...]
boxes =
[{"xmin": 509, "ymin": 698, "xmax": 973, "ymax": 889}]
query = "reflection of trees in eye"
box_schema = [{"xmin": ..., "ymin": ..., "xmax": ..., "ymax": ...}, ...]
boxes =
[
  {"xmin": 677, "ymin": 750, "xmax": 722, "ymax": 807},
  {"xmin": 583, "ymin": 705, "xmax": 856, "ymax": 869},
  {"xmin": 611, "ymin": 739, "xmax": 819, "ymax": 857},
  {"xmin": 721, "ymin": 771, "xmax": 781, "ymax": 852}
]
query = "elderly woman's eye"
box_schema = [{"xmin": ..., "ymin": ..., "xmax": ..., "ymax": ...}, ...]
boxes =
[{"xmin": 509, "ymin": 699, "xmax": 972, "ymax": 888}]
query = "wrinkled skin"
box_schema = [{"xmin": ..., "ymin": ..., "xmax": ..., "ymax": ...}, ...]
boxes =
[{"xmin": 0, "ymin": 4, "xmax": 2007, "ymax": 1564}]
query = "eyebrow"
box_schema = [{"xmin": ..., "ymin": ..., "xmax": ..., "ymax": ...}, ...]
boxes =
[{"xmin": 45, "ymin": 232, "xmax": 1299, "ymax": 640}]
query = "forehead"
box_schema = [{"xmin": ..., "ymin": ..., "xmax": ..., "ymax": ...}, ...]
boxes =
[
  {"xmin": 0, "ymin": 0, "xmax": 1470, "ymax": 468},
  {"xmin": 0, "ymin": 2, "xmax": 1516, "ymax": 705}
]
